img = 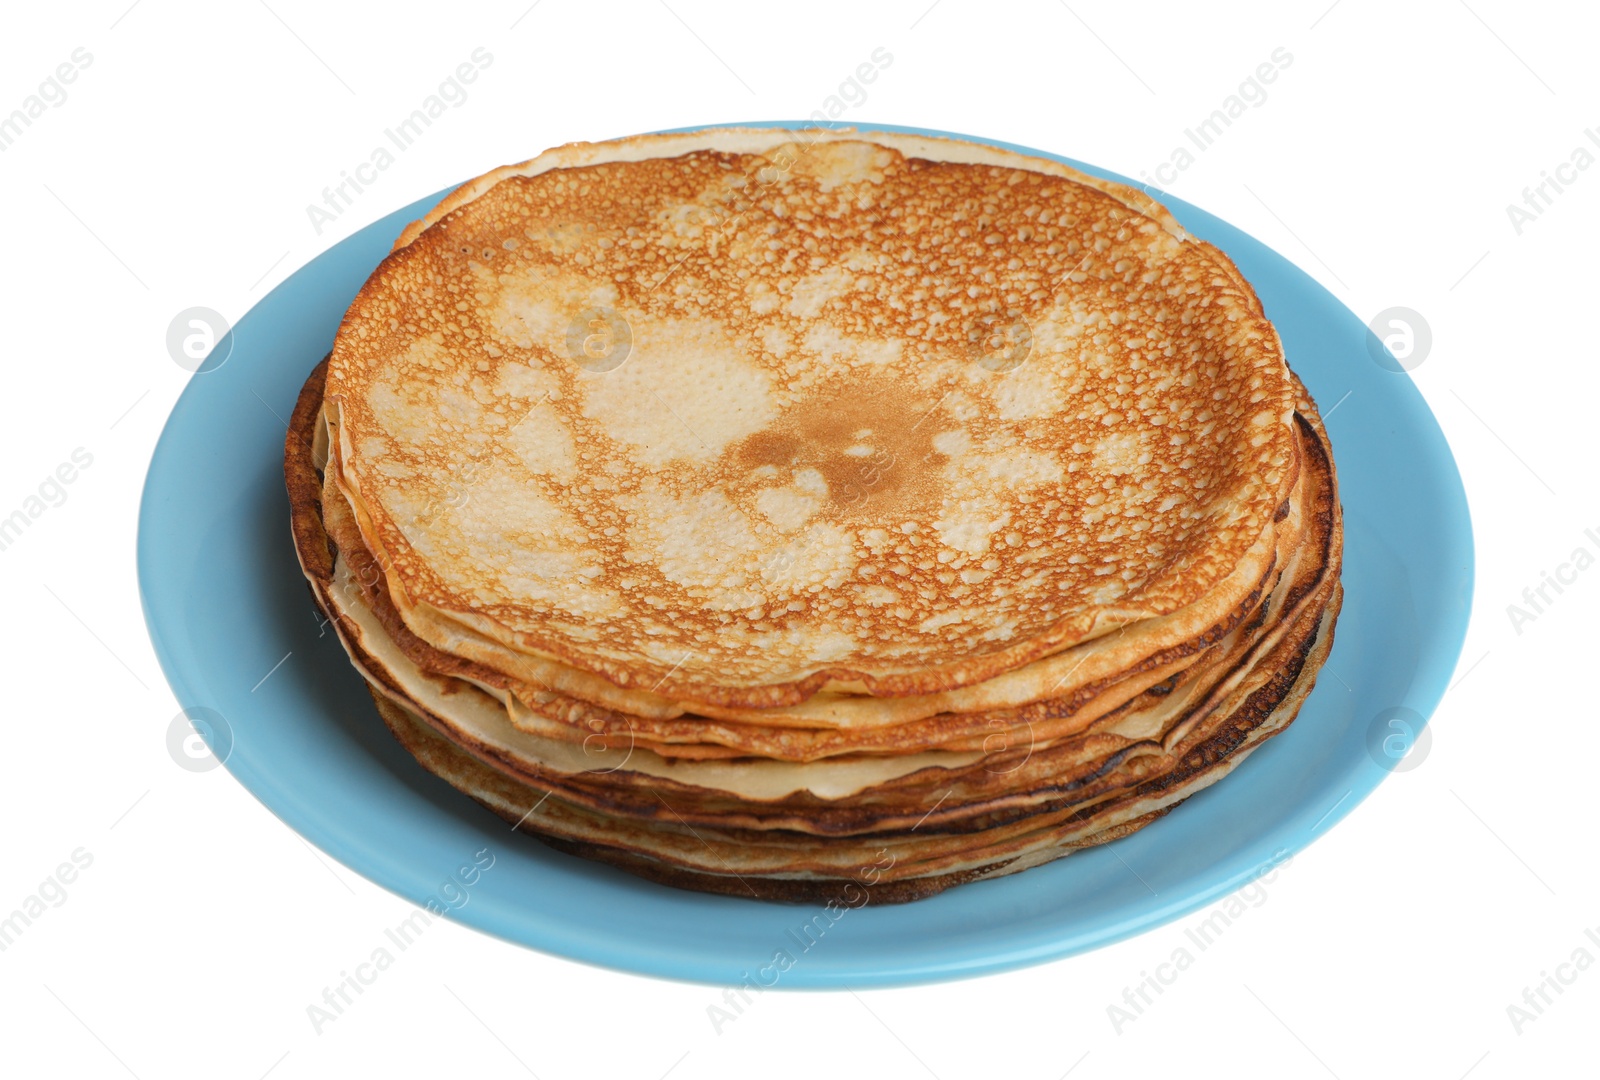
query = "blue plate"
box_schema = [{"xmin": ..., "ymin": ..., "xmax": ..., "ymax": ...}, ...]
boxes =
[{"xmin": 137, "ymin": 123, "xmax": 1472, "ymax": 988}]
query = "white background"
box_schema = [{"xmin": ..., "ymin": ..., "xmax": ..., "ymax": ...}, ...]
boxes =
[{"xmin": 1, "ymin": 1, "xmax": 1596, "ymax": 1077}]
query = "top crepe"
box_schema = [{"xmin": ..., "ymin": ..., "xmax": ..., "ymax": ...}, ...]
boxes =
[{"xmin": 323, "ymin": 128, "xmax": 1298, "ymax": 706}]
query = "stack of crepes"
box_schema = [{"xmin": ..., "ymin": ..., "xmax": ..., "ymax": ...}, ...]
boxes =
[{"xmin": 286, "ymin": 128, "xmax": 1343, "ymax": 903}]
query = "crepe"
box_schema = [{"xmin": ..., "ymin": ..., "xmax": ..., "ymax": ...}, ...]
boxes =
[
  {"xmin": 323, "ymin": 128, "xmax": 1300, "ymax": 707},
  {"xmin": 285, "ymin": 126, "xmax": 1344, "ymax": 903}
]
